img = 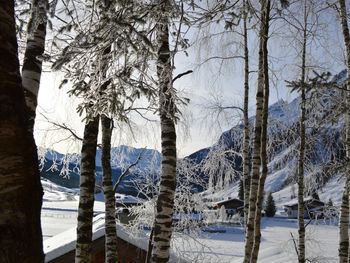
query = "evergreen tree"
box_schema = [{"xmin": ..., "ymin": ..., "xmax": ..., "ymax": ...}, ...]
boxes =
[
  {"xmin": 327, "ymin": 198, "xmax": 333, "ymax": 207},
  {"xmin": 311, "ymin": 190, "xmax": 320, "ymax": 200},
  {"xmin": 265, "ymin": 192, "xmax": 276, "ymax": 218}
]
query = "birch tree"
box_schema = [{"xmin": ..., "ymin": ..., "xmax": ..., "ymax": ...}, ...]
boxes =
[
  {"xmin": 101, "ymin": 115, "xmax": 118, "ymax": 263},
  {"xmin": 243, "ymin": 1, "xmax": 271, "ymax": 261},
  {"xmin": 75, "ymin": 116, "xmax": 99, "ymax": 263},
  {"xmin": 52, "ymin": 1, "xmax": 157, "ymax": 261},
  {"xmin": 336, "ymin": 0, "xmax": 350, "ymax": 261},
  {"xmin": 151, "ymin": 0, "xmax": 178, "ymax": 261},
  {"xmin": 0, "ymin": 0, "xmax": 44, "ymax": 261},
  {"xmin": 242, "ymin": 0, "xmax": 251, "ymax": 227},
  {"xmin": 22, "ymin": 0, "xmax": 48, "ymax": 133},
  {"xmin": 244, "ymin": 1, "xmax": 289, "ymax": 262}
]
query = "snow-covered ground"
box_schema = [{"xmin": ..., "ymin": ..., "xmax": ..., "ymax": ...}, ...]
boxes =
[
  {"xmin": 41, "ymin": 178, "xmax": 340, "ymax": 263},
  {"xmin": 171, "ymin": 218, "xmax": 338, "ymax": 263}
]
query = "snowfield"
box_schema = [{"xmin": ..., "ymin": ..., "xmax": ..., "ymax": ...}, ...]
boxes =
[{"xmin": 41, "ymin": 179, "xmax": 340, "ymax": 262}]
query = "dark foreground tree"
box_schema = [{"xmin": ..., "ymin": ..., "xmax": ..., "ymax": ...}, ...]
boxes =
[{"xmin": 0, "ymin": 0, "xmax": 44, "ymax": 262}]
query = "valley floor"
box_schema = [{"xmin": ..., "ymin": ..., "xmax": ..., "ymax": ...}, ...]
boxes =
[{"xmin": 41, "ymin": 179, "xmax": 339, "ymax": 262}]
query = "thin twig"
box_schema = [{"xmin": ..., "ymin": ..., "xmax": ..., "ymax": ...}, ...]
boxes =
[{"xmin": 113, "ymin": 149, "xmax": 145, "ymax": 192}]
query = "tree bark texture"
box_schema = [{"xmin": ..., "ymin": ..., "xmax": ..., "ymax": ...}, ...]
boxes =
[
  {"xmin": 297, "ymin": 2, "xmax": 308, "ymax": 262},
  {"xmin": 251, "ymin": 2, "xmax": 271, "ymax": 262},
  {"xmin": 22, "ymin": 0, "xmax": 48, "ymax": 133},
  {"xmin": 243, "ymin": 1, "xmax": 270, "ymax": 262},
  {"xmin": 0, "ymin": 1, "xmax": 44, "ymax": 262},
  {"xmin": 101, "ymin": 116, "xmax": 118, "ymax": 263},
  {"xmin": 242, "ymin": 0, "xmax": 251, "ymax": 229},
  {"xmin": 75, "ymin": 117, "xmax": 99, "ymax": 263},
  {"xmin": 151, "ymin": 0, "xmax": 177, "ymax": 262},
  {"xmin": 338, "ymin": 1, "xmax": 350, "ymax": 262}
]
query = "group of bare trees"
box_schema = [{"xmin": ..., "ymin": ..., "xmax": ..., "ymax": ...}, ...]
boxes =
[{"xmin": 3, "ymin": 0, "xmax": 350, "ymax": 262}]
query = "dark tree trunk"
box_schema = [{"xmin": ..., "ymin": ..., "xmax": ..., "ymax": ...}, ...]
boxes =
[
  {"xmin": 0, "ymin": 0, "xmax": 44, "ymax": 262},
  {"xmin": 101, "ymin": 115, "xmax": 118, "ymax": 263},
  {"xmin": 75, "ymin": 117, "xmax": 99, "ymax": 263}
]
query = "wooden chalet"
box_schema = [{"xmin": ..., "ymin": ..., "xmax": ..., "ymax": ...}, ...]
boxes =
[
  {"xmin": 48, "ymin": 235, "xmax": 146, "ymax": 263},
  {"xmin": 44, "ymin": 214, "xmax": 147, "ymax": 263},
  {"xmin": 215, "ymin": 198, "xmax": 244, "ymax": 216},
  {"xmin": 44, "ymin": 214, "xmax": 187, "ymax": 263},
  {"xmin": 283, "ymin": 198, "xmax": 325, "ymax": 219}
]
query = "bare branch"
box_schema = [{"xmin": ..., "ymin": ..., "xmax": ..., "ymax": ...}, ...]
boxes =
[
  {"xmin": 113, "ymin": 149, "xmax": 145, "ymax": 192},
  {"xmin": 172, "ymin": 70, "xmax": 194, "ymax": 84}
]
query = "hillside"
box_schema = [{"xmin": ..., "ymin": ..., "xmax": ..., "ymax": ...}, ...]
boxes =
[
  {"xmin": 195, "ymin": 70, "xmax": 347, "ymax": 204},
  {"xmin": 40, "ymin": 71, "xmax": 347, "ymax": 204}
]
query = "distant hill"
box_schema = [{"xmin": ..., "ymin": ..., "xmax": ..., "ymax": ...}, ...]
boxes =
[
  {"xmin": 40, "ymin": 146, "xmax": 161, "ymax": 196},
  {"xmin": 40, "ymin": 70, "xmax": 347, "ymax": 203}
]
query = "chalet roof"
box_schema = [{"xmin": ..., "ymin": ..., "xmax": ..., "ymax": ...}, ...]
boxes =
[
  {"xmin": 115, "ymin": 193, "xmax": 146, "ymax": 204},
  {"xmin": 215, "ymin": 198, "xmax": 244, "ymax": 206},
  {"xmin": 44, "ymin": 213, "xmax": 188, "ymax": 263},
  {"xmin": 282, "ymin": 197, "xmax": 324, "ymax": 208}
]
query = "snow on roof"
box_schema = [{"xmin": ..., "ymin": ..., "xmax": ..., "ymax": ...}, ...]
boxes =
[
  {"xmin": 44, "ymin": 213, "xmax": 188, "ymax": 263},
  {"xmin": 115, "ymin": 193, "xmax": 146, "ymax": 204},
  {"xmin": 44, "ymin": 214, "xmax": 105, "ymax": 262},
  {"xmin": 282, "ymin": 197, "xmax": 324, "ymax": 207},
  {"xmin": 215, "ymin": 198, "xmax": 243, "ymax": 206}
]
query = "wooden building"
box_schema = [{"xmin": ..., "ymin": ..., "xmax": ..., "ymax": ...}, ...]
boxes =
[
  {"xmin": 48, "ymin": 235, "xmax": 146, "ymax": 263},
  {"xmin": 215, "ymin": 198, "xmax": 244, "ymax": 216},
  {"xmin": 283, "ymin": 198, "xmax": 325, "ymax": 219}
]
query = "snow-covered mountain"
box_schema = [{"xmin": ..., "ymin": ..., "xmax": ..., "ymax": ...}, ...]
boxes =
[
  {"xmin": 40, "ymin": 145, "xmax": 161, "ymax": 196},
  {"xmin": 194, "ymin": 70, "xmax": 347, "ymax": 205},
  {"xmin": 41, "ymin": 71, "xmax": 347, "ymax": 203}
]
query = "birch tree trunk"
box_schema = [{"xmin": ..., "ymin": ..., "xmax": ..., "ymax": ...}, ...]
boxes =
[
  {"xmin": 242, "ymin": 0, "xmax": 251, "ymax": 228},
  {"xmin": 297, "ymin": 2, "xmax": 308, "ymax": 261},
  {"xmin": 243, "ymin": 1, "xmax": 270, "ymax": 262},
  {"xmin": 151, "ymin": 0, "xmax": 177, "ymax": 262},
  {"xmin": 0, "ymin": 0, "xmax": 44, "ymax": 261},
  {"xmin": 75, "ymin": 116, "xmax": 99, "ymax": 263},
  {"xmin": 22, "ymin": 0, "xmax": 48, "ymax": 133},
  {"xmin": 101, "ymin": 115, "xmax": 118, "ymax": 263},
  {"xmin": 338, "ymin": 1, "xmax": 350, "ymax": 262},
  {"xmin": 250, "ymin": 2, "xmax": 271, "ymax": 262}
]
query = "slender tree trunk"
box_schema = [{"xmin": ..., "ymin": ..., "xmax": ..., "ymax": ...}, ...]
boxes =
[
  {"xmin": 151, "ymin": 0, "xmax": 177, "ymax": 262},
  {"xmin": 251, "ymin": 2, "xmax": 271, "ymax": 262},
  {"xmin": 338, "ymin": 1, "xmax": 350, "ymax": 262},
  {"xmin": 101, "ymin": 116, "xmax": 118, "ymax": 263},
  {"xmin": 146, "ymin": 226, "xmax": 155, "ymax": 263},
  {"xmin": 0, "ymin": 1, "xmax": 44, "ymax": 262},
  {"xmin": 22, "ymin": 0, "xmax": 48, "ymax": 133},
  {"xmin": 243, "ymin": 1, "xmax": 270, "ymax": 262},
  {"xmin": 242, "ymin": 0, "xmax": 251, "ymax": 229},
  {"xmin": 75, "ymin": 117, "xmax": 99, "ymax": 263},
  {"xmin": 297, "ymin": 2, "xmax": 308, "ymax": 262}
]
